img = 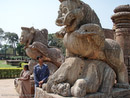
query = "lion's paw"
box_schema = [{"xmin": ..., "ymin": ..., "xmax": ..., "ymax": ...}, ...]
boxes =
[
  {"xmin": 51, "ymin": 83, "xmax": 71, "ymax": 97},
  {"xmin": 71, "ymin": 79, "xmax": 87, "ymax": 97}
]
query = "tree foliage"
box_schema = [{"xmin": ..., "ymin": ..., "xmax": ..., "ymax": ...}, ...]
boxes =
[
  {"xmin": 16, "ymin": 43, "xmax": 26, "ymax": 56},
  {"xmin": 0, "ymin": 28, "xmax": 19, "ymax": 57},
  {"xmin": 0, "ymin": 45, "xmax": 8, "ymax": 54},
  {"xmin": 0, "ymin": 28, "xmax": 4, "ymax": 35},
  {"xmin": 4, "ymin": 32, "xmax": 19, "ymax": 48},
  {"xmin": 48, "ymin": 34, "xmax": 65, "ymax": 55},
  {"xmin": 0, "ymin": 28, "xmax": 4, "ymax": 42}
]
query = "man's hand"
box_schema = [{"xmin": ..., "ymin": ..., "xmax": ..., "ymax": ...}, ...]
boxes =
[
  {"xmin": 39, "ymin": 80, "xmax": 44, "ymax": 88},
  {"xmin": 39, "ymin": 80, "xmax": 44, "ymax": 85},
  {"xmin": 39, "ymin": 84, "xmax": 42, "ymax": 88}
]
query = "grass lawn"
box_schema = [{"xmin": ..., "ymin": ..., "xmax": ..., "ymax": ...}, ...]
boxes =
[{"xmin": 0, "ymin": 60, "xmax": 18, "ymax": 68}]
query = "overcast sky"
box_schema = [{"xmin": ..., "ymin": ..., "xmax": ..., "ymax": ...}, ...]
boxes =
[{"xmin": 0, "ymin": 0, "xmax": 129, "ymax": 37}]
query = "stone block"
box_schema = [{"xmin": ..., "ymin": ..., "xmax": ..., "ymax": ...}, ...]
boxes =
[{"xmin": 35, "ymin": 87, "xmax": 130, "ymax": 98}]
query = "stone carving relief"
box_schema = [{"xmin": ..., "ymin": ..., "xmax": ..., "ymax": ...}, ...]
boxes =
[
  {"xmin": 20, "ymin": 27, "xmax": 64, "ymax": 75},
  {"xmin": 42, "ymin": 0, "xmax": 129, "ymax": 97}
]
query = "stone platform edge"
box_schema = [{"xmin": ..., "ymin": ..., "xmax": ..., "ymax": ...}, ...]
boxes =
[{"xmin": 35, "ymin": 87, "xmax": 130, "ymax": 98}]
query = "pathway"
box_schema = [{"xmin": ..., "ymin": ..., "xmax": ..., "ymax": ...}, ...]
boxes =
[{"xmin": 0, "ymin": 79, "xmax": 18, "ymax": 98}]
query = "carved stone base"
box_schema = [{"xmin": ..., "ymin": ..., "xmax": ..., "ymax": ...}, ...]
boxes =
[{"xmin": 35, "ymin": 87, "xmax": 130, "ymax": 98}]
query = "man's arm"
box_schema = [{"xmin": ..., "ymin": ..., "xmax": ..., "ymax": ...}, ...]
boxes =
[
  {"xmin": 42, "ymin": 66, "xmax": 50, "ymax": 83},
  {"xmin": 34, "ymin": 67, "xmax": 39, "ymax": 85}
]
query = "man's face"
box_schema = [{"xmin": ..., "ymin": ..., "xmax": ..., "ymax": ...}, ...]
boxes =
[{"xmin": 38, "ymin": 57, "xmax": 43, "ymax": 63}]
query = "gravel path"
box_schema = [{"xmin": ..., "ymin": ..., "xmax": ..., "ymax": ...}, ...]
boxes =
[{"xmin": 0, "ymin": 79, "xmax": 19, "ymax": 98}]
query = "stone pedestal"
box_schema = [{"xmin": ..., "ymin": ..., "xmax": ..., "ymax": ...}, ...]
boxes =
[
  {"xmin": 35, "ymin": 87, "xmax": 130, "ymax": 98},
  {"xmin": 111, "ymin": 4, "xmax": 130, "ymax": 56}
]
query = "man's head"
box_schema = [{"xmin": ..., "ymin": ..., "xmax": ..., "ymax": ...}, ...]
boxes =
[{"xmin": 37, "ymin": 56, "xmax": 44, "ymax": 64}]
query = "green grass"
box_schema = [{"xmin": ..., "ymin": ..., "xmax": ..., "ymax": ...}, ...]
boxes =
[{"xmin": 0, "ymin": 60, "xmax": 18, "ymax": 68}]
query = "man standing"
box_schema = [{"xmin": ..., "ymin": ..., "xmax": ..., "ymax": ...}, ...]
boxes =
[{"xmin": 34, "ymin": 56, "xmax": 50, "ymax": 88}]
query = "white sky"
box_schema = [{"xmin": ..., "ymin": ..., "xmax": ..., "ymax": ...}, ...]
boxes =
[{"xmin": 0, "ymin": 0, "xmax": 130, "ymax": 37}]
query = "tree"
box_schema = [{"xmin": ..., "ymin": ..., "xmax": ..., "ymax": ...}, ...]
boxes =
[
  {"xmin": 4, "ymin": 32, "xmax": 19, "ymax": 55},
  {"xmin": 0, "ymin": 44, "xmax": 8, "ymax": 59},
  {"xmin": 48, "ymin": 34, "xmax": 65, "ymax": 55},
  {"xmin": 0, "ymin": 28, "xmax": 4, "ymax": 35},
  {"xmin": 0, "ymin": 43, "xmax": 2, "ymax": 48},
  {"xmin": 4, "ymin": 32, "xmax": 19, "ymax": 47},
  {"xmin": 16, "ymin": 43, "xmax": 26, "ymax": 56},
  {"xmin": 0, "ymin": 28, "xmax": 4, "ymax": 44}
]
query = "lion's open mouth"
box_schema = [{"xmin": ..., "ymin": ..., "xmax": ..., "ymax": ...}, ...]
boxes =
[
  {"xmin": 64, "ymin": 18, "xmax": 76, "ymax": 32},
  {"xmin": 67, "ymin": 18, "xmax": 76, "ymax": 26}
]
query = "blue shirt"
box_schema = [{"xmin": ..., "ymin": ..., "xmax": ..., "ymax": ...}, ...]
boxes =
[{"xmin": 34, "ymin": 64, "xmax": 50, "ymax": 87}]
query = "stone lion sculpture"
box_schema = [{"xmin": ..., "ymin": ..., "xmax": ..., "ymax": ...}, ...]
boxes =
[
  {"xmin": 44, "ymin": 0, "xmax": 129, "ymax": 97},
  {"xmin": 55, "ymin": 0, "xmax": 128, "ymax": 85},
  {"xmin": 20, "ymin": 27, "xmax": 64, "ymax": 68}
]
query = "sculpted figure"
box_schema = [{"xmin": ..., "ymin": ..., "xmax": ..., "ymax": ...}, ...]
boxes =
[
  {"xmin": 20, "ymin": 27, "xmax": 64, "ymax": 67},
  {"xmin": 46, "ymin": 57, "xmax": 116, "ymax": 97},
  {"xmin": 45, "ymin": 0, "xmax": 129, "ymax": 97},
  {"xmin": 56, "ymin": 0, "xmax": 128, "ymax": 85}
]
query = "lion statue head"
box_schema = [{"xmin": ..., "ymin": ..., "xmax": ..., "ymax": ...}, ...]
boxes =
[
  {"xmin": 20, "ymin": 27, "xmax": 48, "ymax": 48},
  {"xmin": 56, "ymin": 0, "xmax": 101, "ymax": 33}
]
